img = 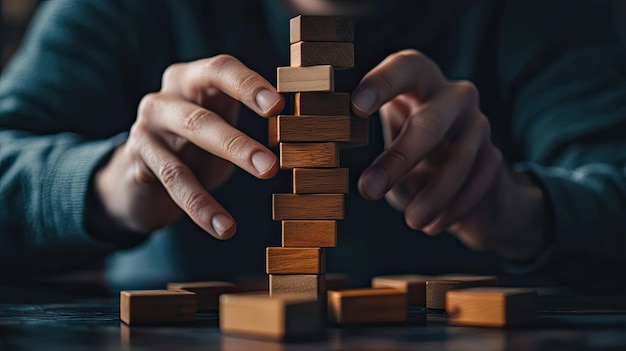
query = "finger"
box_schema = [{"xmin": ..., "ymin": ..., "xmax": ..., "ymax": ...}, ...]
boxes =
[
  {"xmin": 379, "ymin": 95, "xmax": 416, "ymax": 147},
  {"xmin": 384, "ymin": 161, "xmax": 432, "ymax": 211},
  {"xmin": 162, "ymin": 55, "xmax": 284, "ymax": 117},
  {"xmin": 138, "ymin": 135, "xmax": 236, "ymax": 239}
]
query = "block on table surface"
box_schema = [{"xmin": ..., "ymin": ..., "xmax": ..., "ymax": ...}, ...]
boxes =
[
  {"xmin": 295, "ymin": 92, "xmax": 350, "ymax": 116},
  {"xmin": 290, "ymin": 42, "xmax": 354, "ymax": 69},
  {"xmin": 266, "ymin": 247, "xmax": 326, "ymax": 274},
  {"xmin": 371, "ymin": 274, "xmax": 431, "ymax": 306},
  {"xmin": 293, "ymin": 168, "xmax": 349, "ymax": 194},
  {"xmin": 166, "ymin": 281, "xmax": 236, "ymax": 312},
  {"xmin": 270, "ymin": 274, "xmax": 326, "ymax": 298},
  {"xmin": 279, "ymin": 142, "xmax": 339, "ymax": 169},
  {"xmin": 325, "ymin": 273, "xmax": 347, "ymax": 291},
  {"xmin": 282, "ymin": 220, "xmax": 337, "ymax": 247},
  {"xmin": 327, "ymin": 288, "xmax": 407, "ymax": 324},
  {"xmin": 268, "ymin": 115, "xmax": 350, "ymax": 145},
  {"xmin": 426, "ymin": 275, "xmax": 498, "ymax": 310},
  {"xmin": 277, "ymin": 65, "xmax": 333, "ymax": 93},
  {"xmin": 219, "ymin": 292, "xmax": 322, "ymax": 341},
  {"xmin": 273, "ymin": 194, "xmax": 344, "ymax": 220},
  {"xmin": 446, "ymin": 287, "xmax": 537, "ymax": 327},
  {"xmin": 120, "ymin": 290, "xmax": 196, "ymax": 325},
  {"xmin": 290, "ymin": 15, "xmax": 354, "ymax": 43}
]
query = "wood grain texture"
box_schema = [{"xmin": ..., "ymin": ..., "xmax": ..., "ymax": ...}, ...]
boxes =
[
  {"xmin": 279, "ymin": 142, "xmax": 339, "ymax": 169},
  {"xmin": 293, "ymin": 168, "xmax": 349, "ymax": 194},
  {"xmin": 290, "ymin": 42, "xmax": 354, "ymax": 69},
  {"xmin": 282, "ymin": 220, "xmax": 337, "ymax": 247},
  {"xmin": 327, "ymin": 288, "xmax": 407, "ymax": 324},
  {"xmin": 371, "ymin": 275, "xmax": 431, "ymax": 306},
  {"xmin": 266, "ymin": 247, "xmax": 325, "ymax": 274},
  {"xmin": 270, "ymin": 274, "xmax": 326, "ymax": 298},
  {"xmin": 295, "ymin": 92, "xmax": 350, "ymax": 116},
  {"xmin": 290, "ymin": 15, "xmax": 354, "ymax": 43},
  {"xmin": 277, "ymin": 65, "xmax": 333, "ymax": 93},
  {"xmin": 446, "ymin": 287, "xmax": 537, "ymax": 327},
  {"xmin": 273, "ymin": 194, "xmax": 344, "ymax": 220},
  {"xmin": 120, "ymin": 290, "xmax": 197, "ymax": 325},
  {"xmin": 219, "ymin": 292, "xmax": 321, "ymax": 341},
  {"xmin": 167, "ymin": 281, "xmax": 236, "ymax": 312},
  {"xmin": 269, "ymin": 115, "xmax": 350, "ymax": 144},
  {"xmin": 426, "ymin": 275, "xmax": 498, "ymax": 309}
]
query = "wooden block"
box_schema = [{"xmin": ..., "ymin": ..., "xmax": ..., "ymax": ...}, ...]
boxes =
[
  {"xmin": 327, "ymin": 288, "xmax": 407, "ymax": 324},
  {"xmin": 266, "ymin": 247, "xmax": 325, "ymax": 274},
  {"xmin": 220, "ymin": 292, "xmax": 322, "ymax": 341},
  {"xmin": 277, "ymin": 65, "xmax": 333, "ymax": 93},
  {"xmin": 290, "ymin": 15, "xmax": 354, "ymax": 43},
  {"xmin": 269, "ymin": 115, "xmax": 350, "ymax": 145},
  {"xmin": 167, "ymin": 281, "xmax": 236, "ymax": 312},
  {"xmin": 325, "ymin": 274, "xmax": 347, "ymax": 290},
  {"xmin": 426, "ymin": 275, "xmax": 498, "ymax": 309},
  {"xmin": 295, "ymin": 92, "xmax": 350, "ymax": 116},
  {"xmin": 273, "ymin": 194, "xmax": 344, "ymax": 220},
  {"xmin": 270, "ymin": 274, "xmax": 326, "ymax": 298},
  {"xmin": 371, "ymin": 275, "xmax": 431, "ymax": 306},
  {"xmin": 279, "ymin": 142, "xmax": 339, "ymax": 169},
  {"xmin": 120, "ymin": 290, "xmax": 196, "ymax": 325},
  {"xmin": 282, "ymin": 220, "xmax": 337, "ymax": 247},
  {"xmin": 290, "ymin": 42, "xmax": 354, "ymax": 69},
  {"xmin": 293, "ymin": 168, "xmax": 349, "ymax": 194},
  {"xmin": 446, "ymin": 287, "xmax": 537, "ymax": 327},
  {"xmin": 343, "ymin": 115, "xmax": 368, "ymax": 148}
]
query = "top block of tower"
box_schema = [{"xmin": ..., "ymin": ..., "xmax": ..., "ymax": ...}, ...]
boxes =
[{"xmin": 290, "ymin": 15, "xmax": 354, "ymax": 44}]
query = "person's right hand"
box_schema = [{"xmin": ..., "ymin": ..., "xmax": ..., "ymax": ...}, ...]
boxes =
[{"xmin": 91, "ymin": 55, "xmax": 284, "ymax": 240}]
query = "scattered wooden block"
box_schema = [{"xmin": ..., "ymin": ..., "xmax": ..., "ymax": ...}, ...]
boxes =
[
  {"xmin": 269, "ymin": 115, "xmax": 350, "ymax": 145},
  {"xmin": 273, "ymin": 194, "xmax": 344, "ymax": 220},
  {"xmin": 266, "ymin": 247, "xmax": 325, "ymax": 274},
  {"xmin": 290, "ymin": 42, "xmax": 354, "ymax": 69},
  {"xmin": 167, "ymin": 281, "xmax": 236, "ymax": 312},
  {"xmin": 293, "ymin": 168, "xmax": 349, "ymax": 194},
  {"xmin": 426, "ymin": 275, "xmax": 498, "ymax": 310},
  {"xmin": 344, "ymin": 115, "xmax": 368, "ymax": 148},
  {"xmin": 220, "ymin": 292, "xmax": 322, "ymax": 341},
  {"xmin": 279, "ymin": 142, "xmax": 339, "ymax": 169},
  {"xmin": 327, "ymin": 288, "xmax": 407, "ymax": 324},
  {"xmin": 282, "ymin": 220, "xmax": 337, "ymax": 247},
  {"xmin": 295, "ymin": 92, "xmax": 350, "ymax": 116},
  {"xmin": 270, "ymin": 274, "xmax": 326, "ymax": 298},
  {"xmin": 325, "ymin": 274, "xmax": 347, "ymax": 290},
  {"xmin": 290, "ymin": 15, "xmax": 354, "ymax": 43},
  {"xmin": 371, "ymin": 275, "xmax": 431, "ymax": 306},
  {"xmin": 277, "ymin": 65, "xmax": 333, "ymax": 93},
  {"xmin": 120, "ymin": 290, "xmax": 196, "ymax": 325},
  {"xmin": 446, "ymin": 287, "xmax": 537, "ymax": 327}
]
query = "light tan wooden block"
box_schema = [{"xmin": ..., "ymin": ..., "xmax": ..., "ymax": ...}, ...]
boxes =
[
  {"xmin": 277, "ymin": 65, "xmax": 333, "ymax": 93},
  {"xmin": 293, "ymin": 168, "xmax": 349, "ymax": 194},
  {"xmin": 220, "ymin": 292, "xmax": 321, "ymax": 341},
  {"xmin": 282, "ymin": 220, "xmax": 337, "ymax": 247},
  {"xmin": 327, "ymin": 288, "xmax": 407, "ymax": 324},
  {"xmin": 272, "ymin": 194, "xmax": 344, "ymax": 220},
  {"xmin": 426, "ymin": 275, "xmax": 498, "ymax": 309},
  {"xmin": 167, "ymin": 281, "xmax": 236, "ymax": 312},
  {"xmin": 446, "ymin": 287, "xmax": 537, "ymax": 327},
  {"xmin": 291, "ymin": 42, "xmax": 354, "ymax": 69},
  {"xmin": 270, "ymin": 274, "xmax": 326, "ymax": 298},
  {"xmin": 290, "ymin": 15, "xmax": 354, "ymax": 43},
  {"xmin": 371, "ymin": 275, "xmax": 431, "ymax": 306},
  {"xmin": 120, "ymin": 290, "xmax": 196, "ymax": 325},
  {"xmin": 269, "ymin": 116, "xmax": 350, "ymax": 145},
  {"xmin": 266, "ymin": 247, "xmax": 325, "ymax": 274},
  {"xmin": 295, "ymin": 92, "xmax": 350, "ymax": 116},
  {"xmin": 279, "ymin": 142, "xmax": 339, "ymax": 169},
  {"xmin": 325, "ymin": 273, "xmax": 347, "ymax": 290}
]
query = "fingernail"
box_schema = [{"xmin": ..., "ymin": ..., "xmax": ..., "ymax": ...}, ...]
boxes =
[
  {"xmin": 352, "ymin": 87, "xmax": 377, "ymax": 113},
  {"xmin": 212, "ymin": 214, "xmax": 233, "ymax": 237},
  {"xmin": 251, "ymin": 151, "xmax": 276, "ymax": 174},
  {"xmin": 256, "ymin": 89, "xmax": 280, "ymax": 114},
  {"xmin": 362, "ymin": 169, "xmax": 388, "ymax": 198}
]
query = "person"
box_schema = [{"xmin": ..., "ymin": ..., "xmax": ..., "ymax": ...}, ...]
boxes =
[{"xmin": 0, "ymin": 0, "xmax": 625, "ymax": 292}]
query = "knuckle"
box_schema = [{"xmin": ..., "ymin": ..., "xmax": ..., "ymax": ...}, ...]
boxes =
[
  {"xmin": 184, "ymin": 191, "xmax": 211, "ymax": 219},
  {"xmin": 204, "ymin": 54, "xmax": 236, "ymax": 74},
  {"xmin": 410, "ymin": 111, "xmax": 446, "ymax": 137},
  {"xmin": 454, "ymin": 80, "xmax": 479, "ymax": 102},
  {"xmin": 137, "ymin": 93, "xmax": 161, "ymax": 120},
  {"xmin": 162, "ymin": 63, "xmax": 184, "ymax": 87},
  {"xmin": 386, "ymin": 149, "xmax": 413, "ymax": 173},
  {"xmin": 223, "ymin": 131, "xmax": 249, "ymax": 156},
  {"xmin": 182, "ymin": 108, "xmax": 212, "ymax": 133},
  {"xmin": 159, "ymin": 161, "xmax": 186, "ymax": 189},
  {"xmin": 232, "ymin": 71, "xmax": 260, "ymax": 98}
]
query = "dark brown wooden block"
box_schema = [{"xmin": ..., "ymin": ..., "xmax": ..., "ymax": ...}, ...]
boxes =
[
  {"xmin": 371, "ymin": 275, "xmax": 431, "ymax": 306},
  {"xmin": 279, "ymin": 142, "xmax": 339, "ymax": 169},
  {"xmin": 273, "ymin": 194, "xmax": 344, "ymax": 220},
  {"xmin": 426, "ymin": 275, "xmax": 498, "ymax": 309},
  {"xmin": 270, "ymin": 274, "xmax": 326, "ymax": 298},
  {"xmin": 327, "ymin": 288, "xmax": 407, "ymax": 324},
  {"xmin": 295, "ymin": 92, "xmax": 350, "ymax": 116},
  {"xmin": 326, "ymin": 274, "xmax": 347, "ymax": 290},
  {"xmin": 282, "ymin": 220, "xmax": 336, "ymax": 247},
  {"xmin": 266, "ymin": 247, "xmax": 325, "ymax": 274},
  {"xmin": 290, "ymin": 15, "xmax": 354, "ymax": 43},
  {"xmin": 167, "ymin": 281, "xmax": 236, "ymax": 312},
  {"xmin": 290, "ymin": 42, "xmax": 354, "ymax": 69},
  {"xmin": 269, "ymin": 115, "xmax": 350, "ymax": 145},
  {"xmin": 277, "ymin": 65, "xmax": 333, "ymax": 93},
  {"xmin": 293, "ymin": 168, "xmax": 349, "ymax": 194},
  {"xmin": 120, "ymin": 290, "xmax": 197, "ymax": 325},
  {"xmin": 344, "ymin": 115, "xmax": 368, "ymax": 148}
]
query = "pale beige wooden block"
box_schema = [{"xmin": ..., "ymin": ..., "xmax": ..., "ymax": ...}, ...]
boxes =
[
  {"xmin": 266, "ymin": 247, "xmax": 326, "ymax": 274},
  {"xmin": 426, "ymin": 275, "xmax": 498, "ymax": 309},
  {"xmin": 327, "ymin": 288, "xmax": 407, "ymax": 324},
  {"xmin": 269, "ymin": 115, "xmax": 350, "ymax": 145},
  {"xmin": 273, "ymin": 194, "xmax": 344, "ymax": 220},
  {"xmin": 371, "ymin": 275, "xmax": 431, "ymax": 306},
  {"xmin": 293, "ymin": 168, "xmax": 349, "ymax": 194},
  {"xmin": 167, "ymin": 281, "xmax": 236, "ymax": 312},
  {"xmin": 282, "ymin": 220, "xmax": 336, "ymax": 247},
  {"xmin": 290, "ymin": 15, "xmax": 354, "ymax": 43},
  {"xmin": 277, "ymin": 65, "xmax": 333, "ymax": 93},
  {"xmin": 120, "ymin": 290, "xmax": 196, "ymax": 325},
  {"xmin": 295, "ymin": 92, "xmax": 350, "ymax": 116},
  {"xmin": 270, "ymin": 274, "xmax": 326, "ymax": 298},
  {"xmin": 290, "ymin": 42, "xmax": 354, "ymax": 69},
  {"xmin": 279, "ymin": 142, "xmax": 339, "ymax": 169}
]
